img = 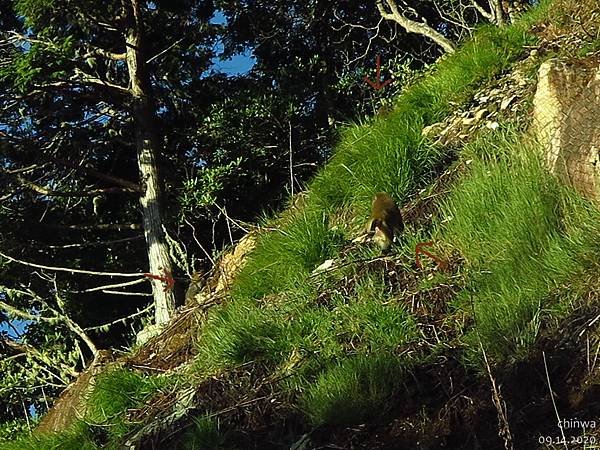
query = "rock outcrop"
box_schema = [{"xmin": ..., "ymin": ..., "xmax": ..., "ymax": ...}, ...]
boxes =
[
  {"xmin": 422, "ymin": 53, "xmax": 536, "ymax": 147},
  {"xmin": 533, "ymin": 58, "xmax": 600, "ymax": 202}
]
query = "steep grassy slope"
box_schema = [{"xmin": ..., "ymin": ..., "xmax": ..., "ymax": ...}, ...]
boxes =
[{"xmin": 6, "ymin": 1, "xmax": 600, "ymax": 448}]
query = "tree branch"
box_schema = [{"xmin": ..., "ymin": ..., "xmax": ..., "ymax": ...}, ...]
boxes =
[
  {"xmin": 3, "ymin": 171, "xmax": 137, "ymax": 197},
  {"xmin": 0, "ymin": 297, "xmax": 58, "ymax": 324},
  {"xmin": 146, "ymin": 37, "xmax": 185, "ymax": 64},
  {"xmin": 45, "ymin": 235, "xmax": 143, "ymax": 249},
  {"xmin": 84, "ymin": 303, "xmax": 153, "ymax": 331},
  {"xmin": 471, "ymin": 0, "xmax": 495, "ymax": 21},
  {"xmin": 489, "ymin": 0, "xmax": 505, "ymax": 25},
  {"xmin": 0, "ymin": 250, "xmax": 146, "ymax": 277},
  {"xmin": 73, "ymin": 277, "xmax": 147, "ymax": 293},
  {"xmin": 71, "ymin": 68, "xmax": 130, "ymax": 94},
  {"xmin": 50, "ymin": 287, "xmax": 99, "ymax": 357},
  {"xmin": 49, "ymin": 157, "xmax": 142, "ymax": 192},
  {"xmin": 83, "ymin": 47, "xmax": 127, "ymax": 61},
  {"xmin": 40, "ymin": 223, "xmax": 143, "ymax": 231},
  {"xmin": 376, "ymin": 0, "xmax": 456, "ymax": 53}
]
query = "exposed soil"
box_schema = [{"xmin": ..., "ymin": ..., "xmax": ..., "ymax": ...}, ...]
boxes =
[{"xmin": 125, "ymin": 306, "xmax": 201, "ymax": 373}]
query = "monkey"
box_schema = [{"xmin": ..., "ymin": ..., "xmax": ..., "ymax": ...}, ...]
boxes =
[
  {"xmin": 185, "ymin": 271, "xmax": 205, "ymax": 304},
  {"xmin": 377, "ymin": 103, "xmax": 394, "ymax": 117},
  {"xmin": 365, "ymin": 192, "xmax": 404, "ymax": 254},
  {"xmin": 92, "ymin": 194, "xmax": 105, "ymax": 217}
]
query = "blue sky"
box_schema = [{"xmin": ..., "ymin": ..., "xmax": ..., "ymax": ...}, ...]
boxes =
[
  {"xmin": 214, "ymin": 51, "xmax": 255, "ymax": 75},
  {"xmin": 0, "ymin": 293, "xmax": 28, "ymax": 338},
  {"xmin": 211, "ymin": 10, "xmax": 256, "ymax": 75}
]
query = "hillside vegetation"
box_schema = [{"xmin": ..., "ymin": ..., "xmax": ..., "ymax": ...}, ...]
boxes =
[{"xmin": 6, "ymin": 0, "xmax": 600, "ymax": 448}]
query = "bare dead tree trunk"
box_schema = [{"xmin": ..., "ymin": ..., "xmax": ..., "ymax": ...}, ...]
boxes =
[
  {"xmin": 124, "ymin": 0, "xmax": 176, "ymax": 326},
  {"xmin": 376, "ymin": 0, "xmax": 456, "ymax": 54}
]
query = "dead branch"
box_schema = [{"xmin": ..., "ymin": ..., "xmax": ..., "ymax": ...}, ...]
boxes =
[
  {"xmin": 40, "ymin": 223, "xmax": 142, "ymax": 231},
  {"xmin": 480, "ymin": 341, "xmax": 513, "ymax": 450},
  {"xmin": 84, "ymin": 303, "xmax": 153, "ymax": 331},
  {"xmin": 332, "ymin": 10, "xmax": 385, "ymax": 65},
  {"xmin": 71, "ymin": 67, "xmax": 130, "ymax": 95},
  {"xmin": 146, "ymin": 37, "xmax": 185, "ymax": 64},
  {"xmin": 542, "ymin": 351, "xmax": 568, "ymax": 450},
  {"xmin": 376, "ymin": 0, "xmax": 457, "ymax": 53},
  {"xmin": 0, "ymin": 249, "xmax": 145, "ymax": 277},
  {"xmin": 49, "ymin": 156, "xmax": 141, "ymax": 192},
  {"xmin": 471, "ymin": 0, "xmax": 495, "ymax": 22},
  {"xmin": 45, "ymin": 235, "xmax": 143, "ymax": 249},
  {"xmin": 2, "ymin": 170, "xmax": 137, "ymax": 197},
  {"xmin": 83, "ymin": 47, "xmax": 127, "ymax": 61},
  {"xmin": 73, "ymin": 278, "xmax": 147, "ymax": 293},
  {"xmin": 489, "ymin": 0, "xmax": 505, "ymax": 25},
  {"xmin": 101, "ymin": 290, "xmax": 152, "ymax": 296}
]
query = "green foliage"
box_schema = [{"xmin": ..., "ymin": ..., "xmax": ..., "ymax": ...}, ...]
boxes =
[
  {"xmin": 14, "ymin": 0, "xmax": 56, "ymax": 28},
  {"xmin": 180, "ymin": 415, "xmax": 230, "ymax": 450},
  {"xmin": 0, "ymin": 423, "xmax": 98, "ymax": 450},
  {"xmin": 0, "ymin": 369, "xmax": 170, "ymax": 448},
  {"xmin": 0, "ymin": 420, "xmax": 32, "ymax": 444},
  {"xmin": 0, "ymin": 315, "xmax": 79, "ymax": 426},
  {"xmin": 85, "ymin": 368, "xmax": 169, "ymax": 441},
  {"xmin": 0, "ymin": 37, "xmax": 75, "ymax": 93},
  {"xmin": 439, "ymin": 129, "xmax": 600, "ymax": 364},
  {"xmin": 178, "ymin": 158, "xmax": 243, "ymax": 213},
  {"xmin": 301, "ymin": 353, "xmax": 409, "ymax": 425}
]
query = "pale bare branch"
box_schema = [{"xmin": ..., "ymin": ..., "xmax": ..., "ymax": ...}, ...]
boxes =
[
  {"xmin": 376, "ymin": 0, "xmax": 457, "ymax": 53},
  {"xmin": 84, "ymin": 303, "xmax": 153, "ymax": 331},
  {"xmin": 0, "ymin": 249, "xmax": 146, "ymax": 277},
  {"xmin": 73, "ymin": 277, "xmax": 147, "ymax": 293}
]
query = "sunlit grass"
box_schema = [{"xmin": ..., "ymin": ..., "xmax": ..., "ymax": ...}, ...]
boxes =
[{"xmin": 438, "ymin": 129, "xmax": 600, "ymax": 364}]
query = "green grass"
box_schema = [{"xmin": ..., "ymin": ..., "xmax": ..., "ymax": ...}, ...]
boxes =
[
  {"xmin": 179, "ymin": 415, "xmax": 230, "ymax": 450},
  {"xmin": 438, "ymin": 128, "xmax": 600, "ymax": 364},
  {"xmin": 329, "ymin": 275, "xmax": 419, "ymax": 352},
  {"xmin": 289, "ymin": 276, "xmax": 421, "ymax": 425},
  {"xmin": 197, "ymin": 273, "xmax": 419, "ymax": 375},
  {"xmin": 195, "ymin": 299, "xmax": 294, "ymax": 371},
  {"xmin": 85, "ymin": 368, "xmax": 170, "ymax": 442},
  {"xmin": 189, "ymin": 2, "xmax": 571, "ymax": 429},
  {"xmin": 231, "ymin": 209, "xmax": 345, "ymax": 301},
  {"xmin": 0, "ymin": 369, "xmax": 173, "ymax": 450},
  {"xmin": 231, "ymin": 21, "xmax": 537, "ymax": 305},
  {"xmin": 301, "ymin": 353, "xmax": 410, "ymax": 425}
]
